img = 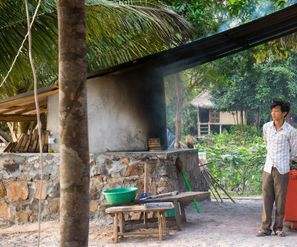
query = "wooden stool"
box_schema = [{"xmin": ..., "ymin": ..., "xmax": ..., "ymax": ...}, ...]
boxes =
[{"xmin": 106, "ymin": 202, "xmax": 174, "ymax": 243}]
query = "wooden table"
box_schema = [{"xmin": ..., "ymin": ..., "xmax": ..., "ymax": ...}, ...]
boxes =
[
  {"xmin": 142, "ymin": 191, "xmax": 210, "ymax": 230},
  {"xmin": 106, "ymin": 202, "xmax": 174, "ymax": 243}
]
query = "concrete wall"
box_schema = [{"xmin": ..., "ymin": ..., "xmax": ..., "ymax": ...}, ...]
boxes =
[
  {"xmin": 47, "ymin": 94, "xmax": 59, "ymax": 152},
  {"xmin": 47, "ymin": 67, "xmax": 167, "ymax": 153}
]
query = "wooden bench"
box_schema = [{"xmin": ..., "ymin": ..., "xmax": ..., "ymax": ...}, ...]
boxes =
[
  {"xmin": 106, "ymin": 202, "xmax": 174, "ymax": 243},
  {"xmin": 142, "ymin": 191, "xmax": 210, "ymax": 230}
]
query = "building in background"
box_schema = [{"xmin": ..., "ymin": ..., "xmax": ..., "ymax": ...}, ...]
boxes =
[{"xmin": 191, "ymin": 91, "xmax": 246, "ymax": 137}]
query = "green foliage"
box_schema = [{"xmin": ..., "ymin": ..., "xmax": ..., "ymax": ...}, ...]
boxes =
[
  {"xmin": 200, "ymin": 52, "xmax": 297, "ymax": 126},
  {"xmin": 197, "ymin": 126, "xmax": 266, "ymax": 195},
  {"xmin": 0, "ymin": 0, "xmax": 193, "ymax": 98},
  {"xmin": 181, "ymin": 105, "xmax": 197, "ymax": 136}
]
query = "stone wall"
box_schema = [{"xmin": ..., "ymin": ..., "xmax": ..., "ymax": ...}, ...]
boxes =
[{"xmin": 0, "ymin": 150, "xmax": 208, "ymax": 227}]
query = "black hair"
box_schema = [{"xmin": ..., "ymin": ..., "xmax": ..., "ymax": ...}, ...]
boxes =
[{"xmin": 270, "ymin": 100, "xmax": 290, "ymax": 117}]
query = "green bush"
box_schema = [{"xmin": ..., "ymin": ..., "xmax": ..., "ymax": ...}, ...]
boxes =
[{"xmin": 197, "ymin": 126, "xmax": 266, "ymax": 196}]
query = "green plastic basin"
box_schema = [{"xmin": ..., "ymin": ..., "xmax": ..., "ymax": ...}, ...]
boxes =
[
  {"xmin": 165, "ymin": 208, "xmax": 176, "ymax": 218},
  {"xmin": 103, "ymin": 187, "xmax": 138, "ymax": 205}
]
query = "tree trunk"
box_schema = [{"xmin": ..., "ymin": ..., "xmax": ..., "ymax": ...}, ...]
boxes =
[
  {"xmin": 256, "ymin": 109, "xmax": 260, "ymax": 128},
  {"xmin": 240, "ymin": 110, "xmax": 244, "ymax": 125},
  {"xmin": 58, "ymin": 1, "xmax": 90, "ymax": 246},
  {"xmin": 174, "ymin": 73, "xmax": 183, "ymax": 149}
]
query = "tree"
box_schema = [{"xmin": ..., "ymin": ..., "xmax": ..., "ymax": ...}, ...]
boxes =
[
  {"xmin": 209, "ymin": 52, "xmax": 297, "ymax": 126},
  {"xmin": 0, "ymin": 0, "xmax": 192, "ymax": 98},
  {"xmin": 0, "ymin": 0, "xmax": 192, "ymax": 139},
  {"xmin": 162, "ymin": 0, "xmax": 297, "ymax": 139},
  {"xmin": 58, "ymin": 1, "xmax": 90, "ymax": 246}
]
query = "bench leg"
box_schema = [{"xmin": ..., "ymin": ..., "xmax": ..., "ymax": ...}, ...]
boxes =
[
  {"xmin": 180, "ymin": 204, "xmax": 186, "ymax": 223},
  {"xmin": 119, "ymin": 212, "xmax": 124, "ymax": 237},
  {"xmin": 158, "ymin": 212, "xmax": 164, "ymax": 241},
  {"xmin": 113, "ymin": 213, "xmax": 119, "ymax": 243},
  {"xmin": 162, "ymin": 212, "xmax": 167, "ymax": 236},
  {"xmin": 174, "ymin": 201, "xmax": 182, "ymax": 231}
]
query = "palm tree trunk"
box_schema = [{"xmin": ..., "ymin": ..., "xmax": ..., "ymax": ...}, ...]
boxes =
[{"xmin": 58, "ymin": 1, "xmax": 90, "ymax": 246}]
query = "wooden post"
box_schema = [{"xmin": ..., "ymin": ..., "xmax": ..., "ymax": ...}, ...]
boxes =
[
  {"xmin": 197, "ymin": 107, "xmax": 200, "ymax": 137},
  {"xmin": 173, "ymin": 201, "xmax": 182, "ymax": 230},
  {"xmin": 119, "ymin": 212, "xmax": 124, "ymax": 237},
  {"xmin": 158, "ymin": 212, "xmax": 163, "ymax": 240},
  {"xmin": 113, "ymin": 213, "xmax": 119, "ymax": 243},
  {"xmin": 180, "ymin": 204, "xmax": 186, "ymax": 223},
  {"xmin": 144, "ymin": 162, "xmax": 147, "ymax": 194},
  {"xmin": 161, "ymin": 212, "xmax": 166, "ymax": 237}
]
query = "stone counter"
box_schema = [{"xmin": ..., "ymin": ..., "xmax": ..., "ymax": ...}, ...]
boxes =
[{"xmin": 0, "ymin": 149, "xmax": 208, "ymax": 227}]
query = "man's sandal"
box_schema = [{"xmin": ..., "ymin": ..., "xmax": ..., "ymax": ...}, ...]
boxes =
[
  {"xmin": 256, "ymin": 229, "xmax": 272, "ymax": 237},
  {"xmin": 274, "ymin": 230, "xmax": 286, "ymax": 237}
]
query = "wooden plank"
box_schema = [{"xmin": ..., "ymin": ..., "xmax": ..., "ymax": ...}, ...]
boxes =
[
  {"xmin": 32, "ymin": 134, "xmax": 39, "ymax": 152},
  {"xmin": 106, "ymin": 202, "xmax": 174, "ymax": 214},
  {"xmin": 33, "ymin": 129, "xmax": 39, "ymax": 152},
  {"xmin": 23, "ymin": 108, "xmax": 47, "ymax": 115},
  {"xmin": 18, "ymin": 134, "xmax": 26, "ymax": 152},
  {"xmin": 20, "ymin": 134, "xmax": 29, "ymax": 152},
  {"xmin": 20, "ymin": 134, "xmax": 28, "ymax": 152},
  {"xmin": 107, "ymin": 205, "xmax": 146, "ymax": 213},
  {"xmin": 42, "ymin": 131, "xmax": 49, "ymax": 152},
  {"xmin": 24, "ymin": 133, "xmax": 32, "ymax": 152},
  {"xmin": 3, "ymin": 142, "xmax": 13, "ymax": 152},
  {"xmin": 0, "ymin": 114, "xmax": 36, "ymax": 122},
  {"xmin": 14, "ymin": 134, "xmax": 24, "ymax": 152},
  {"xmin": 0, "ymin": 86, "xmax": 58, "ymax": 109},
  {"xmin": 10, "ymin": 142, "xmax": 17, "ymax": 152},
  {"xmin": 142, "ymin": 191, "xmax": 210, "ymax": 204},
  {"xmin": 0, "ymin": 106, "xmax": 21, "ymax": 114},
  {"xmin": 28, "ymin": 131, "xmax": 37, "ymax": 152},
  {"xmin": 12, "ymin": 101, "xmax": 47, "ymax": 115}
]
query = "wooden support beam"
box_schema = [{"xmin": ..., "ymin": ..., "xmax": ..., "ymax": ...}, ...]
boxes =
[
  {"xmin": 22, "ymin": 108, "xmax": 47, "ymax": 115},
  {"xmin": 0, "ymin": 101, "xmax": 47, "ymax": 115},
  {"xmin": 0, "ymin": 114, "xmax": 36, "ymax": 122},
  {"xmin": 0, "ymin": 87, "xmax": 57, "ymax": 109},
  {"xmin": 12, "ymin": 101, "xmax": 47, "ymax": 115},
  {"xmin": 0, "ymin": 106, "xmax": 20, "ymax": 114}
]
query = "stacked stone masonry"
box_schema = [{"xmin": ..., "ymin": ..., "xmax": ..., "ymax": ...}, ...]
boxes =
[{"xmin": 0, "ymin": 150, "xmax": 208, "ymax": 227}]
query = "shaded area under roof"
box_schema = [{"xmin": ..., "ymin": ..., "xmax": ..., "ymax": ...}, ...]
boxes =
[
  {"xmin": 89, "ymin": 3, "xmax": 297, "ymax": 78},
  {"xmin": 0, "ymin": 86, "xmax": 58, "ymax": 122}
]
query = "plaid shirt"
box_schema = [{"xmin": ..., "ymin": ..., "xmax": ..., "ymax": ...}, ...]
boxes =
[{"xmin": 263, "ymin": 121, "xmax": 297, "ymax": 174}]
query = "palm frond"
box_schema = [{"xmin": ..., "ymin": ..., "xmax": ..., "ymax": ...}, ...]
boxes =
[{"xmin": 0, "ymin": 0, "xmax": 193, "ymax": 97}]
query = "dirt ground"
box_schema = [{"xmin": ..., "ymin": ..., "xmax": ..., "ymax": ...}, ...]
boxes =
[{"xmin": 0, "ymin": 198, "xmax": 296, "ymax": 247}]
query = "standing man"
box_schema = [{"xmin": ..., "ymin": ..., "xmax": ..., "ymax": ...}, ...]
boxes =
[{"xmin": 257, "ymin": 100, "xmax": 297, "ymax": 237}]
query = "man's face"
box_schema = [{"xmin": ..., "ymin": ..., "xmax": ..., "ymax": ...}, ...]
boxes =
[{"xmin": 271, "ymin": 106, "xmax": 287, "ymax": 121}]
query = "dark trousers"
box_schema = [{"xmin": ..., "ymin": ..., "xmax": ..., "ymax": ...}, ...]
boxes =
[{"xmin": 261, "ymin": 167, "xmax": 289, "ymax": 232}]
